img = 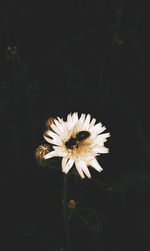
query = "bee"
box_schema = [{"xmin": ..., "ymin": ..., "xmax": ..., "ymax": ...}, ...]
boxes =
[
  {"xmin": 65, "ymin": 137, "xmax": 77, "ymax": 150},
  {"xmin": 65, "ymin": 131, "xmax": 91, "ymax": 150},
  {"xmin": 76, "ymin": 131, "xmax": 91, "ymax": 141}
]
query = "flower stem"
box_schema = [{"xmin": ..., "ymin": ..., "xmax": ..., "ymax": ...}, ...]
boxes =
[{"xmin": 62, "ymin": 174, "xmax": 71, "ymax": 251}]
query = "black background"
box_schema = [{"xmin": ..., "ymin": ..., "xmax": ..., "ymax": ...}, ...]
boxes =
[{"xmin": 0, "ymin": 1, "xmax": 150, "ymax": 250}]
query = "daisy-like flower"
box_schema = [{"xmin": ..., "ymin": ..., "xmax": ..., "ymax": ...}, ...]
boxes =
[{"xmin": 43, "ymin": 113, "xmax": 110, "ymax": 179}]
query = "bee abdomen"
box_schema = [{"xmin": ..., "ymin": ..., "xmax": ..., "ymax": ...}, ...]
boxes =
[{"xmin": 76, "ymin": 131, "xmax": 90, "ymax": 141}]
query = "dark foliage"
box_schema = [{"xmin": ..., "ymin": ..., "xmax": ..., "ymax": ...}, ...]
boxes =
[{"xmin": 0, "ymin": 1, "xmax": 150, "ymax": 250}]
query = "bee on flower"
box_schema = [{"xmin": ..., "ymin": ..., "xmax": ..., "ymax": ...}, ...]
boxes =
[{"xmin": 43, "ymin": 113, "xmax": 110, "ymax": 179}]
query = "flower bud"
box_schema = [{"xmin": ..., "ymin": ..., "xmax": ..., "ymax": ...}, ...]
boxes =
[{"xmin": 35, "ymin": 144, "xmax": 52, "ymax": 167}]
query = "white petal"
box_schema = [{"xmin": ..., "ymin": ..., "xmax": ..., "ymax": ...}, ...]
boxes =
[
  {"xmin": 50, "ymin": 123, "xmax": 63, "ymax": 136},
  {"xmin": 79, "ymin": 113, "xmax": 86, "ymax": 127},
  {"xmin": 67, "ymin": 113, "xmax": 72, "ymax": 122},
  {"xmin": 89, "ymin": 118, "xmax": 96, "ymax": 129},
  {"xmin": 47, "ymin": 131, "xmax": 63, "ymax": 145},
  {"xmin": 98, "ymin": 146, "xmax": 109, "ymax": 153},
  {"xmin": 67, "ymin": 113, "xmax": 77, "ymax": 130},
  {"xmin": 82, "ymin": 114, "xmax": 91, "ymax": 130},
  {"xmin": 43, "ymin": 135, "xmax": 54, "ymax": 144},
  {"xmin": 75, "ymin": 161, "xmax": 85, "ymax": 179},
  {"xmin": 47, "ymin": 130, "xmax": 60, "ymax": 139},
  {"xmin": 80, "ymin": 160, "xmax": 91, "ymax": 178},
  {"xmin": 67, "ymin": 113, "xmax": 72, "ymax": 128},
  {"xmin": 90, "ymin": 123, "xmax": 106, "ymax": 135},
  {"xmin": 96, "ymin": 133, "xmax": 111, "ymax": 144},
  {"xmin": 91, "ymin": 146, "xmax": 102, "ymax": 154},
  {"xmin": 44, "ymin": 151, "xmax": 57, "ymax": 159},
  {"xmin": 53, "ymin": 119, "xmax": 69, "ymax": 140},
  {"xmin": 62, "ymin": 157, "xmax": 69, "ymax": 172},
  {"xmin": 57, "ymin": 117, "xmax": 63, "ymax": 123},
  {"xmin": 88, "ymin": 158, "xmax": 103, "ymax": 172},
  {"xmin": 72, "ymin": 112, "xmax": 78, "ymax": 125},
  {"xmin": 63, "ymin": 158, "xmax": 74, "ymax": 173},
  {"xmin": 54, "ymin": 119, "xmax": 66, "ymax": 133},
  {"xmin": 92, "ymin": 146, "xmax": 109, "ymax": 154},
  {"xmin": 73, "ymin": 113, "xmax": 86, "ymax": 132},
  {"xmin": 53, "ymin": 146, "xmax": 67, "ymax": 156}
]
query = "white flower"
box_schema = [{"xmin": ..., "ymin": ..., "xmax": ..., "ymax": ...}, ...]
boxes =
[{"xmin": 43, "ymin": 112, "xmax": 110, "ymax": 179}]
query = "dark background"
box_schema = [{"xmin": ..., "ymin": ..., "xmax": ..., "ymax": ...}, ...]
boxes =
[{"xmin": 0, "ymin": 1, "xmax": 150, "ymax": 250}]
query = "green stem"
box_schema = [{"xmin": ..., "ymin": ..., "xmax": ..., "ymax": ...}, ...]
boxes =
[{"xmin": 62, "ymin": 175, "xmax": 71, "ymax": 251}]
